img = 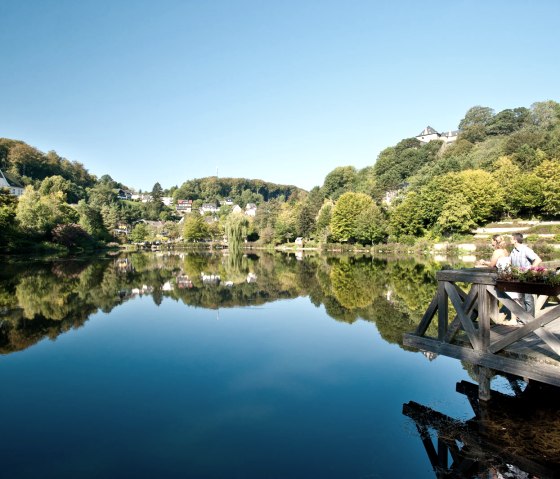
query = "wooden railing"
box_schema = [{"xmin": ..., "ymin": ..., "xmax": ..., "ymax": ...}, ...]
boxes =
[{"xmin": 403, "ymin": 269, "xmax": 560, "ymax": 397}]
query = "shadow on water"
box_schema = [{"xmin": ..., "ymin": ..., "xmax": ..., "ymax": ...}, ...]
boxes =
[{"xmin": 404, "ymin": 378, "xmax": 560, "ymax": 478}]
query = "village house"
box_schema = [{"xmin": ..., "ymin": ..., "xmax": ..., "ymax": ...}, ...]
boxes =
[
  {"xmin": 416, "ymin": 126, "xmax": 459, "ymax": 145},
  {"xmin": 223, "ymin": 198, "xmax": 234, "ymax": 206},
  {"xmin": 200, "ymin": 203, "xmax": 219, "ymax": 215},
  {"xmin": 161, "ymin": 196, "xmax": 173, "ymax": 206},
  {"xmin": 116, "ymin": 189, "xmax": 132, "ymax": 200},
  {"xmin": 112, "ymin": 222, "xmax": 132, "ymax": 237},
  {"xmin": 175, "ymin": 199, "xmax": 193, "ymax": 214},
  {"xmin": 0, "ymin": 169, "xmax": 24, "ymax": 197},
  {"xmin": 131, "ymin": 193, "xmax": 152, "ymax": 202},
  {"xmin": 245, "ymin": 203, "xmax": 257, "ymax": 217}
]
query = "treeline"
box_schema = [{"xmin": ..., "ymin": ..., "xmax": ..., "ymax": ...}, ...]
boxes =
[
  {"xmin": 0, "ymin": 138, "xmax": 96, "ymax": 191},
  {"xmin": 0, "ymin": 135, "xmax": 305, "ymax": 252},
  {"xmin": 172, "ymin": 177, "xmax": 303, "ymax": 204},
  {"xmin": 2, "ymin": 99, "xmax": 560, "ymax": 252},
  {"xmin": 257, "ymin": 99, "xmax": 560, "ymax": 245}
]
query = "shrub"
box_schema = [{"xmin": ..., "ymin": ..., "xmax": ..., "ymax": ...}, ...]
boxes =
[{"xmin": 51, "ymin": 223, "xmax": 94, "ymax": 249}]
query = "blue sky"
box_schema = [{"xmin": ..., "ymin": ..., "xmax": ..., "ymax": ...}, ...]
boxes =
[{"xmin": 1, "ymin": 0, "xmax": 559, "ymax": 192}]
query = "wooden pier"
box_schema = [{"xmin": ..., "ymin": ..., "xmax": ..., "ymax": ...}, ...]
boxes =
[{"xmin": 403, "ymin": 268, "xmax": 560, "ymax": 399}]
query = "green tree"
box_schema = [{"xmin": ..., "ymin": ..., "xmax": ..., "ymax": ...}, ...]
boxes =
[
  {"xmin": 76, "ymin": 200, "xmax": 107, "ymax": 238},
  {"xmin": 130, "ymin": 223, "xmax": 149, "ymax": 243},
  {"xmin": 39, "ymin": 175, "xmax": 84, "ymax": 203},
  {"xmin": 353, "ymin": 202, "xmax": 386, "ymax": 244},
  {"xmin": 529, "ymin": 100, "xmax": 560, "ymax": 129},
  {"xmin": 354, "ymin": 166, "xmax": 377, "ymax": 197},
  {"xmin": 390, "ymin": 169, "xmax": 501, "ymax": 239},
  {"xmin": 322, "ymin": 166, "xmax": 357, "ymax": 200},
  {"xmin": 0, "ymin": 189, "xmax": 19, "ymax": 250},
  {"xmin": 373, "ymin": 139, "xmax": 439, "ymax": 197},
  {"xmin": 224, "ymin": 213, "xmax": 249, "ymax": 249},
  {"xmin": 459, "ymin": 105, "xmax": 495, "ymax": 130},
  {"xmin": 275, "ymin": 202, "xmax": 300, "ymax": 243},
  {"xmin": 7, "ymin": 143, "xmax": 46, "ymax": 179},
  {"xmin": 486, "ymin": 107, "xmax": 529, "ymax": 136},
  {"xmin": 465, "ymin": 137, "xmax": 507, "ymax": 171},
  {"xmin": 330, "ymin": 192, "xmax": 377, "ymax": 243},
  {"xmin": 164, "ymin": 221, "xmax": 181, "ymax": 241},
  {"xmin": 458, "ymin": 106, "xmax": 495, "ymax": 143},
  {"xmin": 183, "ymin": 213, "xmax": 209, "ymax": 242},
  {"xmin": 508, "ymin": 174, "xmax": 544, "ymax": 217},
  {"xmin": 315, "ymin": 200, "xmax": 333, "ymax": 241},
  {"xmin": 16, "ymin": 186, "xmax": 78, "ymax": 236},
  {"xmin": 436, "ymin": 193, "xmax": 476, "ymax": 235},
  {"xmin": 297, "ymin": 187, "xmax": 324, "ymax": 238},
  {"xmin": 534, "ymin": 159, "xmax": 560, "ymax": 216},
  {"xmin": 100, "ymin": 204, "xmax": 120, "ymax": 232},
  {"xmin": 151, "ymin": 182, "xmax": 163, "ymax": 202},
  {"xmin": 87, "ymin": 182, "xmax": 118, "ymax": 209},
  {"xmin": 388, "ymin": 191, "xmax": 425, "ymax": 239},
  {"xmin": 452, "ymin": 170, "xmax": 502, "ymax": 223},
  {"xmin": 253, "ymin": 198, "xmax": 281, "ymax": 239}
]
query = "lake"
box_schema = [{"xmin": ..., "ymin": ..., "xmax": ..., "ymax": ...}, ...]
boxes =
[{"xmin": 0, "ymin": 251, "xmax": 558, "ymax": 478}]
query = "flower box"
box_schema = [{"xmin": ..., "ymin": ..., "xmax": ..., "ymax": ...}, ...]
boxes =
[{"xmin": 495, "ymin": 280, "xmax": 560, "ymax": 296}]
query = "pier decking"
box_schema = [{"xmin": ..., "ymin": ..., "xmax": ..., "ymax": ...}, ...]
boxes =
[{"xmin": 403, "ymin": 268, "xmax": 560, "ymax": 398}]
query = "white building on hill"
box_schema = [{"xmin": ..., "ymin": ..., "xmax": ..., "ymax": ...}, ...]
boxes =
[
  {"xmin": 0, "ymin": 169, "xmax": 24, "ymax": 197},
  {"xmin": 416, "ymin": 126, "xmax": 459, "ymax": 144}
]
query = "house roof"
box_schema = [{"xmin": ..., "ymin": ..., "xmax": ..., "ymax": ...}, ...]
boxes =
[
  {"xmin": 442, "ymin": 130, "xmax": 460, "ymax": 137},
  {"xmin": 417, "ymin": 126, "xmax": 439, "ymax": 137},
  {"xmin": 0, "ymin": 169, "xmax": 24, "ymax": 188}
]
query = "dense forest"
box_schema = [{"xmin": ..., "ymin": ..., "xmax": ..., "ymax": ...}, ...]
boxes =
[{"xmin": 1, "ymin": 99, "xmax": 560, "ymax": 253}]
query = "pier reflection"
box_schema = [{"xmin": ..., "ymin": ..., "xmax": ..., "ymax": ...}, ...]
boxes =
[{"xmin": 403, "ymin": 379, "xmax": 560, "ymax": 478}]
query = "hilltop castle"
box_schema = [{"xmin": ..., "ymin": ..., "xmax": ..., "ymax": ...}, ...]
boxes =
[{"xmin": 415, "ymin": 126, "xmax": 459, "ymax": 144}]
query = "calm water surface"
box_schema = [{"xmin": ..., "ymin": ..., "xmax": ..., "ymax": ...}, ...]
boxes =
[{"xmin": 0, "ymin": 252, "xmax": 558, "ymax": 478}]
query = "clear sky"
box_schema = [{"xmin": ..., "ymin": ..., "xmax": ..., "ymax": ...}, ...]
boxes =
[{"xmin": 1, "ymin": 0, "xmax": 559, "ymax": 192}]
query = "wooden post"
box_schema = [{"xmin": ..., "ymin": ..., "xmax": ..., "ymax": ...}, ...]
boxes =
[
  {"xmin": 490, "ymin": 285, "xmax": 499, "ymax": 323},
  {"xmin": 438, "ymin": 281, "xmax": 448, "ymax": 340},
  {"xmin": 477, "ymin": 284, "xmax": 490, "ymax": 351},
  {"xmin": 478, "ymin": 366, "xmax": 492, "ymax": 401}
]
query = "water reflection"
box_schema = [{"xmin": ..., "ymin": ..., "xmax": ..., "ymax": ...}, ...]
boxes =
[
  {"xmin": 404, "ymin": 379, "xmax": 560, "ymax": 478},
  {"xmin": 0, "ymin": 251, "xmax": 442, "ymax": 354},
  {"xmin": 1, "ymin": 251, "xmax": 560, "ymax": 477}
]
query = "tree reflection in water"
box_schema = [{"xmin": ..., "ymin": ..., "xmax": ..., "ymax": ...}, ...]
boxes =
[
  {"xmin": 0, "ymin": 251, "xmax": 441, "ymax": 354},
  {"xmin": 403, "ymin": 379, "xmax": 560, "ymax": 478}
]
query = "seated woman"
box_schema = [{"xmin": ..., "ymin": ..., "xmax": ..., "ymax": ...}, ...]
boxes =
[
  {"xmin": 476, "ymin": 235, "xmax": 518, "ymax": 324},
  {"xmin": 476, "ymin": 235, "xmax": 509, "ymax": 269}
]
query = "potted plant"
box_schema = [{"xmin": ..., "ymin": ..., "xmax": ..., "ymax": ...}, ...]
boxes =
[{"xmin": 496, "ymin": 265, "xmax": 560, "ymax": 296}]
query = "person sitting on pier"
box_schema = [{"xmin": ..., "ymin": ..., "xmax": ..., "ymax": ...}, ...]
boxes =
[{"xmin": 476, "ymin": 235, "xmax": 509, "ymax": 269}]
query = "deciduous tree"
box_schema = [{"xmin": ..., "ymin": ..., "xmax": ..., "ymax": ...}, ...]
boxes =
[
  {"xmin": 183, "ymin": 213, "xmax": 209, "ymax": 242},
  {"xmin": 330, "ymin": 192, "xmax": 378, "ymax": 243}
]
